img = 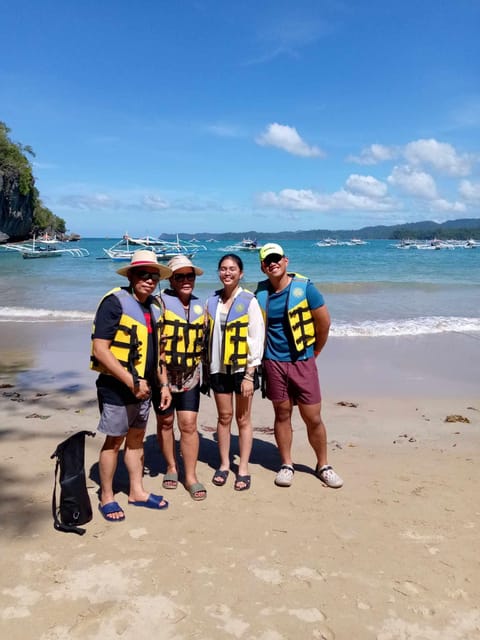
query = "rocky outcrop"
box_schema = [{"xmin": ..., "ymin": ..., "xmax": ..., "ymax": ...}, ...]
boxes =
[{"xmin": 0, "ymin": 169, "xmax": 34, "ymax": 241}]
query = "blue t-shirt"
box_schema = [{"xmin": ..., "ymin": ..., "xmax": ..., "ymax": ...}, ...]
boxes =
[{"xmin": 264, "ymin": 280, "xmax": 324, "ymax": 362}]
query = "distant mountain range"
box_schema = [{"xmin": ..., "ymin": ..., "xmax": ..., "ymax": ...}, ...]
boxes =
[{"xmin": 161, "ymin": 218, "xmax": 480, "ymax": 242}]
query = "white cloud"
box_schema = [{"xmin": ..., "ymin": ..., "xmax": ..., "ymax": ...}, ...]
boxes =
[
  {"xmin": 347, "ymin": 138, "xmax": 475, "ymax": 178},
  {"xmin": 388, "ymin": 165, "xmax": 438, "ymax": 199},
  {"xmin": 459, "ymin": 179, "xmax": 480, "ymax": 201},
  {"xmin": 255, "ymin": 123, "xmax": 324, "ymax": 157},
  {"xmin": 258, "ymin": 187, "xmax": 393, "ymax": 212},
  {"xmin": 429, "ymin": 198, "xmax": 466, "ymax": 213},
  {"xmin": 143, "ymin": 195, "xmax": 169, "ymax": 210},
  {"xmin": 206, "ymin": 123, "xmax": 243, "ymax": 138},
  {"xmin": 247, "ymin": 17, "xmax": 329, "ymax": 65},
  {"xmin": 347, "ymin": 143, "xmax": 397, "ymax": 165},
  {"xmin": 404, "ymin": 139, "xmax": 472, "ymax": 177},
  {"xmin": 345, "ymin": 174, "xmax": 388, "ymax": 198},
  {"xmin": 58, "ymin": 193, "xmax": 119, "ymax": 210},
  {"xmin": 387, "ymin": 165, "xmax": 467, "ymax": 213}
]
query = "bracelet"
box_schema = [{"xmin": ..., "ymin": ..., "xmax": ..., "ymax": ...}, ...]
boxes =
[
  {"xmin": 243, "ymin": 375, "xmax": 254, "ymax": 382},
  {"xmin": 160, "ymin": 383, "xmax": 169, "ymax": 388}
]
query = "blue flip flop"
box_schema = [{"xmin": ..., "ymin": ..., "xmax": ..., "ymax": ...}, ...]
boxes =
[
  {"xmin": 98, "ymin": 501, "xmax": 125, "ymax": 522},
  {"xmin": 128, "ymin": 493, "xmax": 169, "ymax": 510}
]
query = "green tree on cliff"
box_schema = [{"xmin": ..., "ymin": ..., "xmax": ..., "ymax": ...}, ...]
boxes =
[
  {"xmin": 0, "ymin": 122, "xmax": 65, "ymax": 234},
  {"xmin": 0, "ymin": 121, "xmax": 35, "ymax": 195}
]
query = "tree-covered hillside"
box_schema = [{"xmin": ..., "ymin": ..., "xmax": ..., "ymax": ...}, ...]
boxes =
[{"xmin": 0, "ymin": 122, "xmax": 65, "ymax": 239}]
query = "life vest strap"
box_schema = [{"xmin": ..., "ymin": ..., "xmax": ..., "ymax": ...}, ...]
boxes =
[
  {"xmin": 289, "ymin": 307, "xmax": 315, "ymax": 349},
  {"xmin": 117, "ymin": 323, "xmax": 133, "ymax": 334},
  {"xmin": 225, "ymin": 320, "xmax": 249, "ymax": 366},
  {"xmin": 89, "ymin": 355, "xmax": 130, "ymax": 370},
  {"xmin": 163, "ymin": 317, "xmax": 203, "ymax": 366}
]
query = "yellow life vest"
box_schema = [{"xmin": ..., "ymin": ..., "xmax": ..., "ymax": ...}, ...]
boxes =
[
  {"xmin": 160, "ymin": 291, "xmax": 204, "ymax": 370},
  {"xmin": 206, "ymin": 289, "xmax": 254, "ymax": 368},
  {"xmin": 256, "ymin": 274, "xmax": 315, "ymax": 352},
  {"xmin": 90, "ymin": 287, "xmax": 161, "ymax": 380}
]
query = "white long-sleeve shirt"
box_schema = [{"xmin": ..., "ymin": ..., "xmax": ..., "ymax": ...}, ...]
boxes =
[{"xmin": 208, "ymin": 287, "xmax": 265, "ymax": 375}]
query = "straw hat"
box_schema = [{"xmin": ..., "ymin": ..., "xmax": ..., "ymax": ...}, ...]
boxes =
[
  {"xmin": 167, "ymin": 254, "xmax": 204, "ymax": 276},
  {"xmin": 116, "ymin": 249, "xmax": 172, "ymax": 278}
]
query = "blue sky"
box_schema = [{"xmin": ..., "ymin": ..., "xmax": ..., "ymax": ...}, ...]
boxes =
[{"xmin": 1, "ymin": 0, "xmax": 480, "ymax": 236}]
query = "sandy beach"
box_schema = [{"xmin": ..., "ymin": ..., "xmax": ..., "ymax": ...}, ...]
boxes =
[{"xmin": 1, "ymin": 322, "xmax": 479, "ymax": 639}]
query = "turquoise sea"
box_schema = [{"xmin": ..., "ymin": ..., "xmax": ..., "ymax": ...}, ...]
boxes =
[{"xmin": 1, "ymin": 237, "xmax": 479, "ymax": 338}]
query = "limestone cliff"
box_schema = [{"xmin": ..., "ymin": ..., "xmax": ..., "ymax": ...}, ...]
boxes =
[{"xmin": 0, "ymin": 168, "xmax": 34, "ymax": 241}]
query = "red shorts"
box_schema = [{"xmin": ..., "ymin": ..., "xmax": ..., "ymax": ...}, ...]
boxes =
[{"xmin": 262, "ymin": 358, "xmax": 321, "ymax": 405}]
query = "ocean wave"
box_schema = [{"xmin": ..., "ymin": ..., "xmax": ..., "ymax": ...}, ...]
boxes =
[
  {"xmin": 330, "ymin": 316, "xmax": 480, "ymax": 337},
  {"xmin": 1, "ymin": 307, "xmax": 479, "ymax": 338},
  {"xmin": 318, "ymin": 280, "xmax": 475, "ymax": 294},
  {"xmin": 0, "ymin": 307, "xmax": 94, "ymax": 323}
]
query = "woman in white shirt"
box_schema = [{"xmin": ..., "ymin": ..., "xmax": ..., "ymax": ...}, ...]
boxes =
[{"xmin": 205, "ymin": 254, "xmax": 264, "ymax": 491}]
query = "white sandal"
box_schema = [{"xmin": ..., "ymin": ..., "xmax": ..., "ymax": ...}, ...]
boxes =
[
  {"xmin": 316, "ymin": 464, "xmax": 343, "ymax": 488},
  {"xmin": 275, "ymin": 464, "xmax": 295, "ymax": 487}
]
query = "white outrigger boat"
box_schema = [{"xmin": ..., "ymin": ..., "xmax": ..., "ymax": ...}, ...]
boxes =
[
  {"xmin": 1, "ymin": 235, "xmax": 89, "ymax": 259},
  {"xmin": 316, "ymin": 238, "xmax": 344, "ymax": 247},
  {"xmin": 393, "ymin": 237, "xmax": 478, "ymax": 250},
  {"xmin": 103, "ymin": 234, "xmax": 207, "ymax": 262},
  {"xmin": 224, "ymin": 237, "xmax": 262, "ymax": 252}
]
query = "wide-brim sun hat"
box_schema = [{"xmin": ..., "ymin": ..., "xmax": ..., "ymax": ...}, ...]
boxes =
[
  {"xmin": 167, "ymin": 254, "xmax": 204, "ymax": 276},
  {"xmin": 259, "ymin": 242, "xmax": 285, "ymax": 262},
  {"xmin": 116, "ymin": 249, "xmax": 172, "ymax": 278}
]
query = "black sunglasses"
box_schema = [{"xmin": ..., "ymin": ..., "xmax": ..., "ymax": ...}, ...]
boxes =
[
  {"xmin": 262, "ymin": 254, "xmax": 283, "ymax": 266},
  {"xmin": 173, "ymin": 272, "xmax": 196, "ymax": 282},
  {"xmin": 133, "ymin": 270, "xmax": 160, "ymax": 282}
]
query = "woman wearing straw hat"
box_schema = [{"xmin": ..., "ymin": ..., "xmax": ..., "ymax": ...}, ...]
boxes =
[
  {"xmin": 91, "ymin": 250, "xmax": 172, "ymax": 522},
  {"xmin": 156, "ymin": 254, "xmax": 207, "ymax": 501}
]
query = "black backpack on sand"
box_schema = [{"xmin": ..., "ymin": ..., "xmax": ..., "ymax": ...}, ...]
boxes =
[{"xmin": 51, "ymin": 430, "xmax": 96, "ymax": 535}]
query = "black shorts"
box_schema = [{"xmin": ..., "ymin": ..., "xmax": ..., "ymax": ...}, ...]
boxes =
[
  {"xmin": 153, "ymin": 383, "xmax": 201, "ymax": 415},
  {"xmin": 210, "ymin": 370, "xmax": 260, "ymax": 395}
]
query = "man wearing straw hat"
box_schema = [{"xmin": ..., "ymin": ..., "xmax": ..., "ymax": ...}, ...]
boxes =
[
  {"xmin": 156, "ymin": 254, "xmax": 207, "ymax": 501},
  {"xmin": 91, "ymin": 249, "xmax": 172, "ymax": 522}
]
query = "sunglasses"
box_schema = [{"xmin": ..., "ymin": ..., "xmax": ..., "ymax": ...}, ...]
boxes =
[
  {"xmin": 173, "ymin": 272, "xmax": 196, "ymax": 282},
  {"xmin": 262, "ymin": 254, "xmax": 283, "ymax": 266},
  {"xmin": 133, "ymin": 270, "xmax": 160, "ymax": 282}
]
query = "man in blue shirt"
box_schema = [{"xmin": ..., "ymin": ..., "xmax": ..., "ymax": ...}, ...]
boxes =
[{"xmin": 256, "ymin": 243, "xmax": 343, "ymax": 489}]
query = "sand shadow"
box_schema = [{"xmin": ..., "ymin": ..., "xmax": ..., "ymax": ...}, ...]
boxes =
[
  {"xmin": 0, "ymin": 461, "xmax": 46, "ymax": 537},
  {"xmin": 87, "ymin": 425, "xmax": 295, "ymax": 497},
  {"xmin": 88, "ymin": 450, "xmax": 130, "ymax": 499}
]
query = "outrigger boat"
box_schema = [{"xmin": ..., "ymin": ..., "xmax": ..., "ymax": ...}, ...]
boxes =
[
  {"xmin": 224, "ymin": 237, "xmax": 262, "ymax": 252},
  {"xmin": 103, "ymin": 234, "xmax": 207, "ymax": 262},
  {"xmin": 1, "ymin": 234, "xmax": 89, "ymax": 259}
]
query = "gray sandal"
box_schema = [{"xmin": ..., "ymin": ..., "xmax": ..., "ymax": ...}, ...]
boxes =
[{"xmin": 162, "ymin": 472, "xmax": 178, "ymax": 490}]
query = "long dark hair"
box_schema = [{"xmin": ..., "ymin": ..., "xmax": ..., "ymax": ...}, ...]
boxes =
[{"xmin": 218, "ymin": 253, "xmax": 244, "ymax": 271}]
